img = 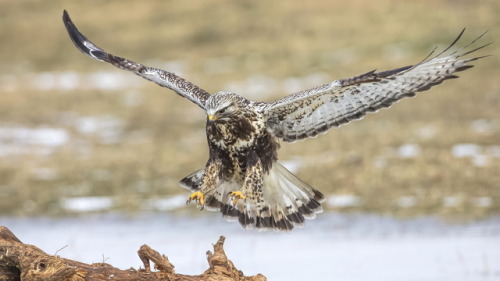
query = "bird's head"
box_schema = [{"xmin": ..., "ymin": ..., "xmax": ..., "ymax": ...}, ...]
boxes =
[{"xmin": 205, "ymin": 92, "xmax": 250, "ymax": 122}]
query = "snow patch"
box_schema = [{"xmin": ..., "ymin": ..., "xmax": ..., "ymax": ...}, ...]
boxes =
[
  {"xmin": 60, "ymin": 196, "xmax": 114, "ymax": 212},
  {"xmin": 0, "ymin": 127, "xmax": 69, "ymax": 156},
  {"xmin": 142, "ymin": 195, "xmax": 188, "ymax": 211},
  {"xmin": 397, "ymin": 143, "xmax": 421, "ymax": 158},
  {"xmin": 327, "ymin": 195, "xmax": 361, "ymax": 208}
]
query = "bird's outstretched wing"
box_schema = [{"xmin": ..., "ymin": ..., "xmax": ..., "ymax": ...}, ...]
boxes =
[
  {"xmin": 264, "ymin": 29, "xmax": 490, "ymax": 142},
  {"xmin": 62, "ymin": 10, "xmax": 210, "ymax": 109}
]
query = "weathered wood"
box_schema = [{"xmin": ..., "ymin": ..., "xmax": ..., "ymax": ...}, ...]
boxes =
[{"xmin": 0, "ymin": 226, "xmax": 266, "ymax": 281}]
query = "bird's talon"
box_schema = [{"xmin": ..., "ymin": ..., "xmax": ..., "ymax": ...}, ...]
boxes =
[
  {"xmin": 187, "ymin": 191, "xmax": 205, "ymax": 208},
  {"xmin": 227, "ymin": 191, "xmax": 246, "ymax": 205}
]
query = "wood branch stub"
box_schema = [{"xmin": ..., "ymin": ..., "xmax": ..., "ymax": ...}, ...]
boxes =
[
  {"xmin": 138, "ymin": 244, "xmax": 174, "ymax": 274},
  {"xmin": 202, "ymin": 236, "xmax": 266, "ymax": 281},
  {"xmin": 0, "ymin": 226, "xmax": 266, "ymax": 281}
]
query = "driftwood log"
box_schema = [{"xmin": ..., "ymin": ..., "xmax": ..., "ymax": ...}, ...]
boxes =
[{"xmin": 0, "ymin": 226, "xmax": 266, "ymax": 281}]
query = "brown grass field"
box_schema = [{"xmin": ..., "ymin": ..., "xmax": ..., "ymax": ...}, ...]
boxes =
[{"xmin": 0, "ymin": 0, "xmax": 498, "ymax": 220}]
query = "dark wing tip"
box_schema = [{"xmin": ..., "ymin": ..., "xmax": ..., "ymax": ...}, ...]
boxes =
[
  {"xmin": 62, "ymin": 10, "xmax": 109, "ymax": 62},
  {"xmin": 375, "ymin": 65, "xmax": 413, "ymax": 78},
  {"xmin": 63, "ymin": 9, "xmax": 69, "ymax": 20}
]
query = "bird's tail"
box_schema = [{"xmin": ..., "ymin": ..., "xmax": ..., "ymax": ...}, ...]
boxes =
[
  {"xmin": 255, "ymin": 161, "xmax": 326, "ymax": 230},
  {"xmin": 181, "ymin": 162, "xmax": 325, "ymax": 231}
]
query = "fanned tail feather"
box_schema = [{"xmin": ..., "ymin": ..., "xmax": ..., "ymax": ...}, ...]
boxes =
[{"xmin": 181, "ymin": 162, "xmax": 325, "ymax": 231}]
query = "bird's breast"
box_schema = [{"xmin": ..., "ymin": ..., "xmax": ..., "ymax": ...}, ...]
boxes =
[
  {"xmin": 206, "ymin": 112, "xmax": 263, "ymax": 147},
  {"xmin": 205, "ymin": 110, "xmax": 279, "ymax": 179}
]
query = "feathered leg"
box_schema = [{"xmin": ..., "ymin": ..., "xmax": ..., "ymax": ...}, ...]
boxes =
[
  {"xmin": 229, "ymin": 152, "xmax": 263, "ymax": 206},
  {"xmin": 186, "ymin": 159, "xmax": 221, "ymax": 209}
]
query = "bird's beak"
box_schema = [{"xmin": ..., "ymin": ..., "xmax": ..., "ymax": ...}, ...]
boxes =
[{"xmin": 208, "ymin": 114, "xmax": 218, "ymax": 121}]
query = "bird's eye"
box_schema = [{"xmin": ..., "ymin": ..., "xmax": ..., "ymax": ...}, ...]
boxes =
[{"xmin": 217, "ymin": 104, "xmax": 232, "ymax": 114}]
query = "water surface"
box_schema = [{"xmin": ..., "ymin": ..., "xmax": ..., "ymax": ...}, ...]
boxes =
[{"xmin": 3, "ymin": 213, "xmax": 499, "ymax": 281}]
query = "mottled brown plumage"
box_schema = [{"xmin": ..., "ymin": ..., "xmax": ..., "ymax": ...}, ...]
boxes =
[{"xmin": 63, "ymin": 10, "xmax": 489, "ymax": 231}]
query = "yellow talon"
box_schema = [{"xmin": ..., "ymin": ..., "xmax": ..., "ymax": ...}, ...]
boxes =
[
  {"xmin": 228, "ymin": 191, "xmax": 246, "ymax": 205},
  {"xmin": 187, "ymin": 191, "xmax": 205, "ymax": 208}
]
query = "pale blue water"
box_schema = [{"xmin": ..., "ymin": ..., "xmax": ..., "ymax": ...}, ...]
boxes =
[{"xmin": 2, "ymin": 213, "xmax": 499, "ymax": 281}]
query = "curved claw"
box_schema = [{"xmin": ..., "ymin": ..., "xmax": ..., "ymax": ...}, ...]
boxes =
[
  {"xmin": 187, "ymin": 191, "xmax": 205, "ymax": 209},
  {"xmin": 227, "ymin": 191, "xmax": 247, "ymax": 205}
]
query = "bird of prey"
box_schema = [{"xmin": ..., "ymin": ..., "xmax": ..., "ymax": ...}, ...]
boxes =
[{"xmin": 63, "ymin": 10, "xmax": 489, "ymax": 231}]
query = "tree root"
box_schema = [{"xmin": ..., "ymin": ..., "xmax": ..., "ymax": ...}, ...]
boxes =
[{"xmin": 0, "ymin": 226, "xmax": 266, "ymax": 281}]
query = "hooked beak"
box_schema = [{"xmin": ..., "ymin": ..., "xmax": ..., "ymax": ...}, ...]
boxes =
[{"xmin": 208, "ymin": 114, "xmax": 218, "ymax": 121}]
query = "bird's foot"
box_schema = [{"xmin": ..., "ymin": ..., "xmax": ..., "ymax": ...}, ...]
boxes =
[
  {"xmin": 186, "ymin": 191, "xmax": 205, "ymax": 209},
  {"xmin": 227, "ymin": 191, "xmax": 246, "ymax": 205}
]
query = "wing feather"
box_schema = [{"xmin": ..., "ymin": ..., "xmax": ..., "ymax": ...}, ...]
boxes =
[
  {"xmin": 62, "ymin": 10, "xmax": 210, "ymax": 109},
  {"xmin": 264, "ymin": 29, "xmax": 490, "ymax": 142}
]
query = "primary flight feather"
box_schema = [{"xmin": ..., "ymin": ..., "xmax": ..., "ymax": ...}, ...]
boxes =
[{"xmin": 63, "ymin": 10, "xmax": 489, "ymax": 231}]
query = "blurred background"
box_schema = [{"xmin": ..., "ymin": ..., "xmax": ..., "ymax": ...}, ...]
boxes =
[{"xmin": 0, "ymin": 0, "xmax": 499, "ymax": 280}]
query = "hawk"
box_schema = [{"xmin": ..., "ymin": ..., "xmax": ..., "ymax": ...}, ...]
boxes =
[{"xmin": 63, "ymin": 10, "xmax": 489, "ymax": 231}]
